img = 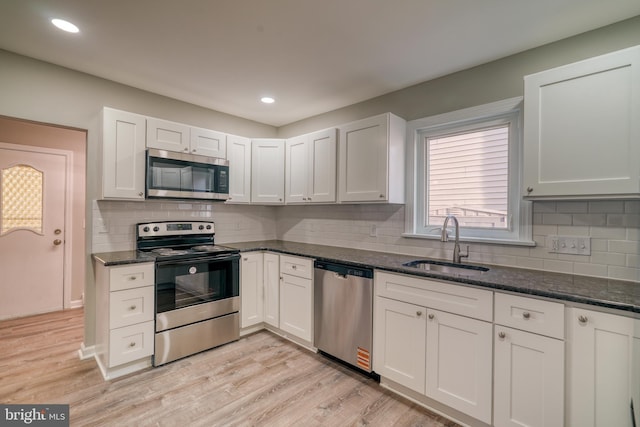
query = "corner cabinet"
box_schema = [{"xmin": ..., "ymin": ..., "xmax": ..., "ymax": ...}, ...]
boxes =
[
  {"xmin": 101, "ymin": 107, "xmax": 147, "ymax": 200},
  {"xmin": 263, "ymin": 252, "xmax": 280, "ymax": 328},
  {"xmin": 240, "ymin": 252, "xmax": 264, "ymax": 328},
  {"xmin": 226, "ymin": 134, "xmax": 252, "ymax": 203},
  {"xmin": 523, "ymin": 45, "xmax": 640, "ymax": 199},
  {"xmin": 338, "ymin": 113, "xmax": 406, "ymax": 203},
  {"xmin": 285, "ymin": 128, "xmax": 337, "ymax": 204},
  {"xmin": 94, "ymin": 261, "xmax": 155, "ymax": 380},
  {"xmin": 251, "ymin": 139, "xmax": 285, "ymax": 204}
]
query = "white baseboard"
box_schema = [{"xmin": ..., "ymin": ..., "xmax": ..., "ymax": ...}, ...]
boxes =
[
  {"xmin": 70, "ymin": 299, "xmax": 84, "ymax": 309},
  {"xmin": 78, "ymin": 342, "xmax": 95, "ymax": 360}
]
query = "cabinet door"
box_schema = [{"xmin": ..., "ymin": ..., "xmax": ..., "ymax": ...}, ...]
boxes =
[
  {"xmin": 425, "ymin": 309, "xmax": 492, "ymax": 424},
  {"xmin": 494, "ymin": 326, "xmax": 564, "ymax": 427},
  {"xmin": 226, "ymin": 134, "xmax": 252, "ymax": 203},
  {"xmin": 566, "ymin": 307, "xmax": 635, "ymax": 427},
  {"xmin": 373, "ymin": 297, "xmax": 426, "ymax": 394},
  {"xmin": 190, "ymin": 127, "xmax": 226, "ymax": 158},
  {"xmin": 146, "ymin": 117, "xmax": 190, "ymax": 152},
  {"xmin": 523, "ymin": 46, "xmax": 640, "ymax": 198},
  {"xmin": 251, "ymin": 139, "xmax": 285, "ymax": 204},
  {"xmin": 240, "ymin": 253, "xmax": 264, "ymax": 328},
  {"xmin": 279, "ymin": 274, "xmax": 312, "ymax": 342},
  {"xmin": 102, "ymin": 108, "xmax": 146, "ymax": 200},
  {"xmin": 307, "ymin": 128, "xmax": 337, "ymax": 203},
  {"xmin": 338, "ymin": 114, "xmax": 389, "ymax": 202},
  {"xmin": 263, "ymin": 252, "xmax": 280, "ymax": 328},
  {"xmin": 285, "ymin": 135, "xmax": 308, "ymax": 203}
]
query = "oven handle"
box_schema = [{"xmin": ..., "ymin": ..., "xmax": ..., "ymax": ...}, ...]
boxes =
[{"xmin": 155, "ymin": 253, "xmax": 240, "ymax": 267}]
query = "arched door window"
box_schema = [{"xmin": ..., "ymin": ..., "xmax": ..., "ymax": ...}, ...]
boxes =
[{"xmin": 0, "ymin": 164, "xmax": 44, "ymax": 234}]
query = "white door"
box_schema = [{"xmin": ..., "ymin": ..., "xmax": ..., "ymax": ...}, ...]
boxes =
[
  {"xmin": 279, "ymin": 274, "xmax": 312, "ymax": 341},
  {"xmin": 263, "ymin": 252, "xmax": 280, "ymax": 328},
  {"xmin": 240, "ymin": 252, "xmax": 264, "ymax": 328},
  {"xmin": 425, "ymin": 309, "xmax": 493, "ymax": 424},
  {"xmin": 226, "ymin": 134, "xmax": 252, "ymax": 203},
  {"xmin": 285, "ymin": 135, "xmax": 308, "ymax": 203},
  {"xmin": 251, "ymin": 139, "xmax": 285, "ymax": 204},
  {"xmin": 0, "ymin": 145, "xmax": 66, "ymax": 319},
  {"xmin": 307, "ymin": 128, "xmax": 337, "ymax": 203}
]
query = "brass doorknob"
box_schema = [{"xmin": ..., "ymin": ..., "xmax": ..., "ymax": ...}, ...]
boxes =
[{"xmin": 53, "ymin": 239, "xmax": 62, "ymax": 246}]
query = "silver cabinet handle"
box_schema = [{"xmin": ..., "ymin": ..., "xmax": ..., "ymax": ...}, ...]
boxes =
[
  {"xmin": 498, "ymin": 332, "xmax": 506, "ymax": 339},
  {"xmin": 522, "ymin": 312, "xmax": 531, "ymax": 319},
  {"xmin": 129, "ymin": 276, "xmax": 137, "ymax": 281},
  {"xmin": 416, "ymin": 311, "xmax": 422, "ymax": 317},
  {"xmin": 427, "ymin": 313, "xmax": 434, "ymax": 320},
  {"xmin": 129, "ymin": 305, "xmax": 137, "ymax": 311},
  {"xmin": 138, "ymin": 192, "xmax": 144, "ymax": 197},
  {"xmin": 53, "ymin": 239, "xmax": 62, "ymax": 246},
  {"xmin": 578, "ymin": 315, "xmax": 588, "ymax": 324},
  {"xmin": 292, "ymin": 265, "xmax": 297, "ymax": 270},
  {"xmin": 129, "ymin": 342, "xmax": 136, "ymax": 348},
  {"xmin": 526, "ymin": 187, "xmax": 533, "ymax": 194}
]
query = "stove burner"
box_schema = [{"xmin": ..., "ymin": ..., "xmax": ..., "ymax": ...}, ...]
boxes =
[{"xmin": 151, "ymin": 248, "xmax": 191, "ymax": 256}]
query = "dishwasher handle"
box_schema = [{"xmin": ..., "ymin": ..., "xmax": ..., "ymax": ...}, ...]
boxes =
[{"xmin": 314, "ymin": 261, "xmax": 373, "ymax": 279}]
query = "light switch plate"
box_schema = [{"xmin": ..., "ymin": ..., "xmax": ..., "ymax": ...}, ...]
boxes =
[{"xmin": 549, "ymin": 235, "xmax": 591, "ymax": 255}]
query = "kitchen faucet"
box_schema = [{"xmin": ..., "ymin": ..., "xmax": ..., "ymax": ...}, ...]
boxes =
[{"xmin": 440, "ymin": 215, "xmax": 469, "ymax": 264}]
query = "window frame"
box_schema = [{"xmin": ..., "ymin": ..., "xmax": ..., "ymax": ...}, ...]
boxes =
[{"xmin": 404, "ymin": 97, "xmax": 534, "ymax": 246}]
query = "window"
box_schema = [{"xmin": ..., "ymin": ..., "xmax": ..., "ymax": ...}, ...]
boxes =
[
  {"xmin": 406, "ymin": 97, "xmax": 533, "ymax": 245},
  {"xmin": 1, "ymin": 164, "xmax": 44, "ymax": 234}
]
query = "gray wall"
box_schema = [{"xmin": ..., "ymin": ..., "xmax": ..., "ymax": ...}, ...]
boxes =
[{"xmin": 277, "ymin": 15, "xmax": 640, "ymax": 137}]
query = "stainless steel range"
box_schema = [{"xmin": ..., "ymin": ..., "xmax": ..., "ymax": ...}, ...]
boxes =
[{"xmin": 136, "ymin": 221, "xmax": 240, "ymax": 366}]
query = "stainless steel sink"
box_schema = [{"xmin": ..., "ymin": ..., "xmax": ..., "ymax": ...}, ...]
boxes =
[{"xmin": 402, "ymin": 259, "xmax": 489, "ymax": 276}]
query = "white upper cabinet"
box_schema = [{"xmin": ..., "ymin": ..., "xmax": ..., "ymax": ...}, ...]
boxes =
[
  {"xmin": 226, "ymin": 134, "xmax": 252, "ymax": 203},
  {"xmin": 147, "ymin": 117, "xmax": 227, "ymax": 158},
  {"xmin": 285, "ymin": 128, "xmax": 337, "ymax": 204},
  {"xmin": 101, "ymin": 107, "xmax": 147, "ymax": 200},
  {"xmin": 190, "ymin": 127, "xmax": 227, "ymax": 158},
  {"xmin": 146, "ymin": 117, "xmax": 190, "ymax": 153},
  {"xmin": 338, "ymin": 113, "xmax": 406, "ymax": 203},
  {"xmin": 523, "ymin": 45, "xmax": 640, "ymax": 199},
  {"xmin": 251, "ymin": 139, "xmax": 285, "ymax": 204}
]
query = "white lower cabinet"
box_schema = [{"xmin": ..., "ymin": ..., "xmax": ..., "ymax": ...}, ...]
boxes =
[
  {"xmin": 373, "ymin": 296, "xmax": 426, "ymax": 394},
  {"xmin": 566, "ymin": 307, "xmax": 639, "ymax": 427},
  {"xmin": 263, "ymin": 252, "xmax": 280, "ymax": 328},
  {"xmin": 279, "ymin": 255, "xmax": 314, "ymax": 342},
  {"xmin": 493, "ymin": 292, "xmax": 565, "ymax": 427},
  {"xmin": 94, "ymin": 261, "xmax": 155, "ymax": 380},
  {"xmin": 426, "ymin": 309, "xmax": 493, "ymax": 424},
  {"xmin": 493, "ymin": 326, "xmax": 564, "ymax": 427},
  {"xmin": 240, "ymin": 252, "xmax": 264, "ymax": 328},
  {"xmin": 373, "ymin": 271, "xmax": 493, "ymax": 425}
]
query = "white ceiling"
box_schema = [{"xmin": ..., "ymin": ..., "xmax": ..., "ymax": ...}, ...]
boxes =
[{"xmin": 1, "ymin": 1, "xmax": 639, "ymax": 127}]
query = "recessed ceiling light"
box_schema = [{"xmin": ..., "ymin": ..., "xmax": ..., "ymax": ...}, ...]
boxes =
[
  {"xmin": 51, "ymin": 18, "xmax": 79, "ymax": 33},
  {"xmin": 261, "ymin": 97, "xmax": 275, "ymax": 104}
]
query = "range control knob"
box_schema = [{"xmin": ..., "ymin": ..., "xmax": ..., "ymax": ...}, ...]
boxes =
[
  {"xmin": 143, "ymin": 226, "xmax": 150, "ymax": 232},
  {"xmin": 199, "ymin": 225, "xmax": 204, "ymax": 230},
  {"xmin": 206, "ymin": 225, "xmax": 212, "ymax": 230},
  {"xmin": 153, "ymin": 226, "xmax": 160, "ymax": 232}
]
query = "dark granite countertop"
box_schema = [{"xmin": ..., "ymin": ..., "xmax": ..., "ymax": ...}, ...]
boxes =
[
  {"xmin": 91, "ymin": 241, "xmax": 640, "ymax": 315},
  {"xmin": 226, "ymin": 240, "xmax": 640, "ymax": 315},
  {"xmin": 92, "ymin": 250, "xmax": 155, "ymax": 266}
]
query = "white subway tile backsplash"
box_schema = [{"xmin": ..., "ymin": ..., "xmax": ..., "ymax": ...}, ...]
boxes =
[{"xmin": 91, "ymin": 199, "xmax": 639, "ymax": 283}]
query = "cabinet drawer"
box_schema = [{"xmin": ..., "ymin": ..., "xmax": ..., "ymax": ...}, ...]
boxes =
[
  {"xmin": 495, "ymin": 292, "xmax": 564, "ymax": 339},
  {"xmin": 280, "ymin": 255, "xmax": 313, "ymax": 279},
  {"xmin": 375, "ymin": 271, "xmax": 493, "ymax": 321},
  {"xmin": 109, "ymin": 286, "xmax": 155, "ymax": 329},
  {"xmin": 109, "ymin": 263, "xmax": 154, "ymax": 291},
  {"xmin": 108, "ymin": 321, "xmax": 154, "ymax": 367}
]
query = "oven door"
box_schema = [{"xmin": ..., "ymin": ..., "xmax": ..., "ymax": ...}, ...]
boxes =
[{"xmin": 155, "ymin": 253, "xmax": 239, "ymax": 331}]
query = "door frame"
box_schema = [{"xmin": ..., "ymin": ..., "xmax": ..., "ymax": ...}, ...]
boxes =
[{"xmin": 0, "ymin": 141, "xmax": 75, "ymax": 310}]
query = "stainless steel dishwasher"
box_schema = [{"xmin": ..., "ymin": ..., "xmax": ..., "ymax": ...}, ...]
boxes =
[{"xmin": 314, "ymin": 261, "xmax": 374, "ymax": 373}]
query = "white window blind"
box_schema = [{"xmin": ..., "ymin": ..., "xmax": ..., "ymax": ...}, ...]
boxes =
[{"xmin": 427, "ymin": 125, "xmax": 509, "ymax": 229}]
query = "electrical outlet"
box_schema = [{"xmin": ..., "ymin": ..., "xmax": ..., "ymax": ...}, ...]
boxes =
[
  {"xmin": 369, "ymin": 224, "xmax": 378, "ymax": 237},
  {"xmin": 549, "ymin": 235, "xmax": 591, "ymax": 255}
]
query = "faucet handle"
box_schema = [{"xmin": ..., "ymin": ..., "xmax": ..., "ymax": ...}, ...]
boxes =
[{"xmin": 460, "ymin": 245, "xmax": 470, "ymax": 261}]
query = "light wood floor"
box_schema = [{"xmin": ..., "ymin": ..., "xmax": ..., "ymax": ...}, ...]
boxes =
[{"xmin": 0, "ymin": 308, "xmax": 460, "ymax": 426}]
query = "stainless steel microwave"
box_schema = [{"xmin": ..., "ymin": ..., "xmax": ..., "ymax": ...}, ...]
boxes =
[{"xmin": 146, "ymin": 148, "xmax": 229, "ymax": 201}]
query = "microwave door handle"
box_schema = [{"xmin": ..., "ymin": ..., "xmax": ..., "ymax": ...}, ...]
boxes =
[{"xmin": 155, "ymin": 253, "xmax": 240, "ymax": 267}]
